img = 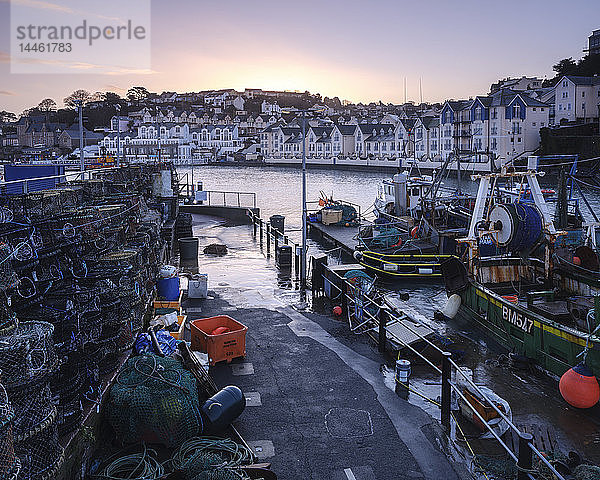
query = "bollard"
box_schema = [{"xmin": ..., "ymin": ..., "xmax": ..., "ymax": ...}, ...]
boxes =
[
  {"xmin": 266, "ymin": 224, "xmax": 271, "ymax": 255},
  {"xmin": 378, "ymin": 308, "xmax": 387, "ymax": 353},
  {"xmin": 295, "ymin": 245, "xmax": 300, "ymax": 279},
  {"xmin": 253, "ymin": 214, "xmax": 257, "ymax": 237},
  {"xmin": 395, "ymin": 359, "xmax": 411, "ymax": 399},
  {"xmin": 517, "ymin": 433, "xmax": 533, "ymax": 480},
  {"xmin": 274, "ymin": 230, "xmax": 279, "ymax": 252},
  {"xmin": 441, "ymin": 351, "xmax": 452, "ymax": 431}
]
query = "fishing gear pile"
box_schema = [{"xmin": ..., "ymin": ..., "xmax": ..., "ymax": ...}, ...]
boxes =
[
  {"xmin": 106, "ymin": 354, "xmax": 203, "ymax": 448},
  {"xmin": 0, "ymin": 165, "xmax": 177, "ymax": 477}
]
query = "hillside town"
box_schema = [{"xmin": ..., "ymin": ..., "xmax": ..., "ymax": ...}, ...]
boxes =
[
  {"xmin": 1, "ymin": 29, "xmax": 599, "ymax": 172},
  {"xmin": 4, "ymin": 2, "xmax": 600, "ymax": 479}
]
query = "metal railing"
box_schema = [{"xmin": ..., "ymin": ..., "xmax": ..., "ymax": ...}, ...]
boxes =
[
  {"xmin": 204, "ymin": 190, "xmax": 256, "ymax": 208},
  {"xmin": 316, "ymin": 267, "xmax": 566, "ymax": 480},
  {"xmin": 0, "ymin": 167, "xmax": 120, "ymax": 195}
]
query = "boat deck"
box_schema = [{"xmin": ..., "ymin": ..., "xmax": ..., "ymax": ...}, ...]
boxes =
[{"xmin": 308, "ymin": 221, "xmax": 436, "ymax": 256}]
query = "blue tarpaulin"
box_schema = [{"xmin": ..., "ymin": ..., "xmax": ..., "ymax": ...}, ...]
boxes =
[{"xmin": 4, "ymin": 164, "xmax": 66, "ymax": 195}]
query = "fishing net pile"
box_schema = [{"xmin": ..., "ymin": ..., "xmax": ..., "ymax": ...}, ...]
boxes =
[
  {"xmin": 321, "ymin": 203, "xmax": 359, "ymax": 226},
  {"xmin": 0, "ymin": 165, "xmax": 175, "ymax": 476},
  {"xmin": 95, "ymin": 438, "xmax": 255, "ymax": 480},
  {"xmin": 106, "ymin": 354, "xmax": 203, "ymax": 448}
]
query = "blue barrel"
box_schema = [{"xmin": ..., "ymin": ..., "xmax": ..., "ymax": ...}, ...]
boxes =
[
  {"xmin": 201, "ymin": 385, "xmax": 246, "ymax": 432},
  {"xmin": 157, "ymin": 276, "xmax": 180, "ymax": 301}
]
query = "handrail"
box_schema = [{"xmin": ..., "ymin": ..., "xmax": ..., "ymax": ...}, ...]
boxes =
[
  {"xmin": 0, "ymin": 166, "xmax": 121, "ymax": 186},
  {"xmin": 202, "ymin": 190, "xmax": 257, "ymax": 208},
  {"xmin": 319, "ymin": 265, "xmax": 566, "ymax": 480}
]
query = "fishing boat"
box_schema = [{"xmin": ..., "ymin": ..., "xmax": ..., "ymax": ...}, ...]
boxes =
[
  {"xmin": 355, "ymin": 165, "xmax": 473, "ymax": 278},
  {"xmin": 439, "ymin": 162, "xmax": 600, "ymax": 385}
]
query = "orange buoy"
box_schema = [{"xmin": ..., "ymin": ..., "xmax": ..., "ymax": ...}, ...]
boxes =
[
  {"xmin": 211, "ymin": 326, "xmax": 230, "ymax": 336},
  {"xmin": 573, "ymin": 256, "xmax": 581, "ymax": 266},
  {"xmin": 559, "ymin": 363, "xmax": 600, "ymax": 409},
  {"xmin": 333, "ymin": 306, "xmax": 342, "ymax": 316},
  {"xmin": 410, "ymin": 226, "xmax": 419, "ymax": 238}
]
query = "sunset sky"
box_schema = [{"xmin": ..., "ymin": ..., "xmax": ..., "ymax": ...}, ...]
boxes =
[{"xmin": 0, "ymin": 0, "xmax": 599, "ymax": 113}]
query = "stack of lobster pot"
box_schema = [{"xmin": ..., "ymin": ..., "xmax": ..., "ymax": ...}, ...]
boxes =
[{"xmin": 0, "ymin": 319, "xmax": 63, "ymax": 479}]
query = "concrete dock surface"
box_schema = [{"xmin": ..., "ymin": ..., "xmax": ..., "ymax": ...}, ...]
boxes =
[{"xmin": 186, "ymin": 291, "xmax": 466, "ymax": 480}]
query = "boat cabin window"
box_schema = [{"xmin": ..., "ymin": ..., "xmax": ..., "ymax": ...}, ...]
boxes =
[{"xmin": 412, "ymin": 187, "xmax": 419, "ymax": 196}]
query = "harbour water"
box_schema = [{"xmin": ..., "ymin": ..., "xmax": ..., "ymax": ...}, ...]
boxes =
[{"xmin": 180, "ymin": 164, "xmax": 600, "ymax": 467}]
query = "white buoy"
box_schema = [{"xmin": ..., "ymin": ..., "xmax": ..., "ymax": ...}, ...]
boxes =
[{"xmin": 441, "ymin": 294, "xmax": 461, "ymax": 319}]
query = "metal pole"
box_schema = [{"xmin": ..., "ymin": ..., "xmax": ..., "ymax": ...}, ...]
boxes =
[
  {"xmin": 441, "ymin": 351, "xmax": 452, "ymax": 431},
  {"xmin": 158, "ymin": 120, "xmax": 162, "ymax": 164},
  {"xmin": 115, "ymin": 105, "xmax": 121, "ymax": 167},
  {"xmin": 517, "ymin": 433, "xmax": 533, "ymax": 480},
  {"xmin": 78, "ymin": 100, "xmax": 84, "ymax": 172},
  {"xmin": 378, "ymin": 308, "xmax": 387, "ymax": 353},
  {"xmin": 301, "ymin": 110, "xmax": 307, "ymax": 291},
  {"xmin": 259, "ymin": 220, "xmax": 263, "ymax": 244},
  {"xmin": 340, "ymin": 279, "xmax": 348, "ymax": 313}
]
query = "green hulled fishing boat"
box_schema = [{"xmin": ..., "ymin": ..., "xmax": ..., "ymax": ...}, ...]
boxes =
[{"xmin": 439, "ymin": 165, "xmax": 600, "ymax": 382}]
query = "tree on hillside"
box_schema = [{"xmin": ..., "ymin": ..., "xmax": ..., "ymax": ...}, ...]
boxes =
[
  {"xmin": 21, "ymin": 107, "xmax": 42, "ymax": 118},
  {"xmin": 90, "ymin": 91, "xmax": 106, "ymax": 102},
  {"xmin": 127, "ymin": 86, "xmax": 149, "ymax": 105},
  {"xmin": 105, "ymin": 92, "xmax": 122, "ymax": 105},
  {"xmin": 63, "ymin": 89, "xmax": 91, "ymax": 108},
  {"xmin": 553, "ymin": 58, "xmax": 577, "ymax": 77},
  {"xmin": 0, "ymin": 111, "xmax": 17, "ymax": 123},
  {"xmin": 38, "ymin": 98, "xmax": 57, "ymax": 112},
  {"xmin": 576, "ymin": 53, "xmax": 600, "ymax": 76}
]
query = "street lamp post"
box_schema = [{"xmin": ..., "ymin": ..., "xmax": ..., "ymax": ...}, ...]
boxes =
[
  {"xmin": 301, "ymin": 109, "xmax": 307, "ymax": 292},
  {"xmin": 115, "ymin": 105, "xmax": 121, "ymax": 167},
  {"xmin": 279, "ymin": 106, "xmax": 324, "ymax": 295},
  {"xmin": 76, "ymin": 100, "xmax": 84, "ymax": 172}
]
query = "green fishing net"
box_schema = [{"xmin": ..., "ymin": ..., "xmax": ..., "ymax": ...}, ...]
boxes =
[{"xmin": 105, "ymin": 354, "xmax": 202, "ymax": 448}]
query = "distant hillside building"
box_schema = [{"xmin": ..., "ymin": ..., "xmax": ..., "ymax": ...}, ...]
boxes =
[
  {"xmin": 553, "ymin": 75, "xmax": 600, "ymax": 124},
  {"xmin": 587, "ymin": 29, "xmax": 600, "ymax": 55},
  {"xmin": 58, "ymin": 125, "xmax": 103, "ymax": 149},
  {"xmin": 490, "ymin": 77, "xmax": 544, "ymax": 94}
]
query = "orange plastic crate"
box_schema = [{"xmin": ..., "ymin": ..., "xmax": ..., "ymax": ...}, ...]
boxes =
[
  {"xmin": 190, "ymin": 315, "xmax": 247, "ymax": 365},
  {"xmin": 169, "ymin": 315, "xmax": 187, "ymax": 340}
]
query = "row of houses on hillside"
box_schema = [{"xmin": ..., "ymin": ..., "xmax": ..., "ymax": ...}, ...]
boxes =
[
  {"xmin": 99, "ymin": 123, "xmax": 243, "ymax": 162},
  {"xmin": 261, "ymin": 87, "xmax": 551, "ymax": 170}
]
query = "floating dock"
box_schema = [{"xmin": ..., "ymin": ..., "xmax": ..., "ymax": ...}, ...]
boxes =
[{"xmin": 307, "ymin": 221, "xmax": 359, "ymax": 255}]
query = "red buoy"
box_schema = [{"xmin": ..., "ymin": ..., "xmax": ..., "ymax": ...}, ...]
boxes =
[
  {"xmin": 559, "ymin": 363, "xmax": 600, "ymax": 409},
  {"xmin": 573, "ymin": 256, "xmax": 581, "ymax": 266},
  {"xmin": 410, "ymin": 226, "xmax": 419, "ymax": 238},
  {"xmin": 333, "ymin": 306, "xmax": 342, "ymax": 316},
  {"xmin": 211, "ymin": 326, "xmax": 230, "ymax": 336}
]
